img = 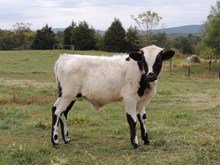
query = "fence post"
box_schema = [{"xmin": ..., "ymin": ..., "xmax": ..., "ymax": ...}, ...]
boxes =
[
  {"xmin": 188, "ymin": 66, "xmax": 191, "ymax": 77},
  {"xmin": 219, "ymin": 68, "xmax": 220, "ymax": 80},
  {"xmin": 209, "ymin": 59, "xmax": 211, "ymax": 70},
  {"xmin": 169, "ymin": 59, "xmax": 172, "ymax": 73}
]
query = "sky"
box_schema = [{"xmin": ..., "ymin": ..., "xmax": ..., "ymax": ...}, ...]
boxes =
[{"xmin": 0, "ymin": 0, "xmax": 218, "ymax": 30}]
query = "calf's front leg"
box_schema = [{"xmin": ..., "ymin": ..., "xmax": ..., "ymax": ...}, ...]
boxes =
[
  {"xmin": 126, "ymin": 112, "xmax": 140, "ymax": 149},
  {"xmin": 137, "ymin": 109, "xmax": 150, "ymax": 145}
]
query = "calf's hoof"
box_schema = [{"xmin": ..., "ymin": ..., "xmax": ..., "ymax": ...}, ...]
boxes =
[
  {"xmin": 64, "ymin": 140, "xmax": 72, "ymax": 144},
  {"xmin": 144, "ymin": 140, "xmax": 150, "ymax": 145},
  {"xmin": 133, "ymin": 143, "xmax": 141, "ymax": 149},
  {"xmin": 53, "ymin": 143, "xmax": 60, "ymax": 148}
]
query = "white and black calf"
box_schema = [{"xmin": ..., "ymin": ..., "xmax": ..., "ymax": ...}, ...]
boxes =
[{"xmin": 51, "ymin": 45, "xmax": 175, "ymax": 149}]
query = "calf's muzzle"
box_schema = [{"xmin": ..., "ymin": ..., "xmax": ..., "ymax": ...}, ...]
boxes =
[{"xmin": 146, "ymin": 73, "xmax": 157, "ymax": 82}]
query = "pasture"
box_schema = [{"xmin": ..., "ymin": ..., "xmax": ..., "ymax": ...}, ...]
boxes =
[{"xmin": 0, "ymin": 50, "xmax": 220, "ymax": 164}]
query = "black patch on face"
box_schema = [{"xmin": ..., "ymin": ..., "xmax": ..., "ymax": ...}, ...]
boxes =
[
  {"xmin": 136, "ymin": 55, "xmax": 148, "ymax": 73},
  {"xmin": 136, "ymin": 55, "xmax": 150, "ymax": 97},
  {"xmin": 152, "ymin": 53, "xmax": 163, "ymax": 78}
]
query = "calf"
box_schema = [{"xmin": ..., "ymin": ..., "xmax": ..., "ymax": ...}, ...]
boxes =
[{"xmin": 51, "ymin": 45, "xmax": 175, "ymax": 149}]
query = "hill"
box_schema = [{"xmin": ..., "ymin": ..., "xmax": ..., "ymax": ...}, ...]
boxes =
[
  {"xmin": 160, "ymin": 24, "xmax": 204, "ymax": 34},
  {"xmin": 52, "ymin": 24, "xmax": 204, "ymax": 35}
]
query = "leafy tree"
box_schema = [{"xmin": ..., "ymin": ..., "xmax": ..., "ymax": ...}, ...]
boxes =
[
  {"xmin": 104, "ymin": 18, "xmax": 126, "ymax": 52},
  {"xmin": 202, "ymin": 1, "xmax": 220, "ymax": 62},
  {"xmin": 126, "ymin": 26, "xmax": 141, "ymax": 52},
  {"xmin": 71, "ymin": 21, "xmax": 96, "ymax": 50},
  {"xmin": 195, "ymin": 42, "xmax": 215, "ymax": 60},
  {"xmin": 0, "ymin": 30, "xmax": 18, "ymax": 50},
  {"xmin": 131, "ymin": 10, "xmax": 162, "ymax": 40},
  {"xmin": 173, "ymin": 35, "xmax": 193, "ymax": 54},
  {"xmin": 151, "ymin": 32, "xmax": 168, "ymax": 48},
  {"xmin": 31, "ymin": 24, "xmax": 56, "ymax": 49},
  {"xmin": 13, "ymin": 22, "xmax": 34, "ymax": 49}
]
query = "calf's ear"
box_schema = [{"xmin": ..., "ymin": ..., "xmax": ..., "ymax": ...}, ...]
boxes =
[
  {"xmin": 161, "ymin": 50, "xmax": 175, "ymax": 61},
  {"xmin": 129, "ymin": 50, "xmax": 144, "ymax": 61}
]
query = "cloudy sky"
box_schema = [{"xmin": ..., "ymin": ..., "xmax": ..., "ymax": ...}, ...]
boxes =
[{"xmin": 0, "ymin": 0, "xmax": 218, "ymax": 30}]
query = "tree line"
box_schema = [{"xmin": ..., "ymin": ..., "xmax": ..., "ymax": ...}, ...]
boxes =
[
  {"xmin": 1, "ymin": 1, "xmax": 220, "ymax": 61},
  {"xmin": 0, "ymin": 19, "xmax": 198, "ymax": 53}
]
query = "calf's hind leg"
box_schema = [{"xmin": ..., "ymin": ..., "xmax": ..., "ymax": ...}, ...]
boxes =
[
  {"xmin": 60, "ymin": 100, "xmax": 76, "ymax": 144},
  {"xmin": 51, "ymin": 98, "xmax": 75, "ymax": 147}
]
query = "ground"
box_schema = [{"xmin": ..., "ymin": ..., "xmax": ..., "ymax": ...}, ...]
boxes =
[{"xmin": 0, "ymin": 50, "xmax": 220, "ymax": 164}]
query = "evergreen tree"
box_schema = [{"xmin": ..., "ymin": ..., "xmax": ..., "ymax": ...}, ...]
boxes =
[
  {"xmin": 104, "ymin": 18, "xmax": 126, "ymax": 52},
  {"xmin": 71, "ymin": 21, "xmax": 96, "ymax": 50},
  {"xmin": 126, "ymin": 26, "xmax": 141, "ymax": 52},
  {"xmin": 31, "ymin": 24, "xmax": 56, "ymax": 49},
  {"xmin": 64, "ymin": 21, "xmax": 76, "ymax": 45}
]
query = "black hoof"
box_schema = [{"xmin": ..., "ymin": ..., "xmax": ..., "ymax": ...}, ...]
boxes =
[
  {"xmin": 53, "ymin": 143, "xmax": 60, "ymax": 148},
  {"xmin": 133, "ymin": 143, "xmax": 141, "ymax": 149},
  {"xmin": 64, "ymin": 140, "xmax": 72, "ymax": 144},
  {"xmin": 144, "ymin": 140, "xmax": 150, "ymax": 145}
]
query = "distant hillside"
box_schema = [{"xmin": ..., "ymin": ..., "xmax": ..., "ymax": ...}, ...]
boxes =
[
  {"xmin": 52, "ymin": 24, "xmax": 204, "ymax": 35},
  {"xmin": 160, "ymin": 25, "xmax": 204, "ymax": 34}
]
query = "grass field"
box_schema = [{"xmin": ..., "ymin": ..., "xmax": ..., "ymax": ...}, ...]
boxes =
[{"xmin": 0, "ymin": 50, "xmax": 220, "ymax": 164}]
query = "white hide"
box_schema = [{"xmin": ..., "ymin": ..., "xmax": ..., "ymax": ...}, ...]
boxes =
[
  {"xmin": 141, "ymin": 45, "xmax": 163, "ymax": 74},
  {"xmin": 54, "ymin": 45, "xmax": 163, "ymax": 110}
]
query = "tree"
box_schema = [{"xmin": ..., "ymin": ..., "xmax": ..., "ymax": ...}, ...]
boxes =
[
  {"xmin": 202, "ymin": 1, "xmax": 220, "ymax": 62},
  {"xmin": 13, "ymin": 22, "xmax": 34, "ymax": 49},
  {"xmin": 64, "ymin": 21, "xmax": 76, "ymax": 45},
  {"xmin": 173, "ymin": 35, "xmax": 193, "ymax": 54},
  {"xmin": 55, "ymin": 31, "xmax": 64, "ymax": 47},
  {"xmin": 0, "ymin": 29, "xmax": 18, "ymax": 50},
  {"xmin": 104, "ymin": 18, "xmax": 126, "ymax": 52},
  {"xmin": 71, "ymin": 21, "xmax": 96, "ymax": 50},
  {"xmin": 151, "ymin": 32, "xmax": 168, "ymax": 48},
  {"xmin": 126, "ymin": 26, "xmax": 141, "ymax": 52},
  {"xmin": 31, "ymin": 24, "xmax": 56, "ymax": 49},
  {"xmin": 131, "ymin": 10, "xmax": 162, "ymax": 40}
]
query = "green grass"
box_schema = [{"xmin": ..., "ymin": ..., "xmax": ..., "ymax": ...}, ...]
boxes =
[{"xmin": 0, "ymin": 50, "xmax": 220, "ymax": 164}]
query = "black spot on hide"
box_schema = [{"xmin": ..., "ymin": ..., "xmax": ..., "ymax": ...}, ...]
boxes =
[
  {"xmin": 137, "ymin": 74, "xmax": 150, "ymax": 97},
  {"xmin": 142, "ymin": 114, "xmax": 147, "ymax": 120},
  {"xmin": 77, "ymin": 93, "xmax": 82, "ymax": 98},
  {"xmin": 126, "ymin": 57, "xmax": 130, "ymax": 61},
  {"xmin": 54, "ymin": 134, "xmax": 58, "ymax": 140},
  {"xmin": 52, "ymin": 106, "xmax": 56, "ymax": 112},
  {"xmin": 58, "ymin": 81, "xmax": 62, "ymax": 97}
]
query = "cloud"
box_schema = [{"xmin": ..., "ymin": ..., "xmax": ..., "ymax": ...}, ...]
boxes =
[{"xmin": 0, "ymin": 0, "xmax": 217, "ymax": 30}]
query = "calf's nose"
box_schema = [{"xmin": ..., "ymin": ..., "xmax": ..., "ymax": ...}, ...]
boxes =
[{"xmin": 146, "ymin": 73, "xmax": 157, "ymax": 82}]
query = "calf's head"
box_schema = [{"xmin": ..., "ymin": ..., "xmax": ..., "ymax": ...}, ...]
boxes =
[{"xmin": 129, "ymin": 45, "xmax": 175, "ymax": 83}]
